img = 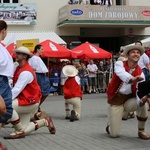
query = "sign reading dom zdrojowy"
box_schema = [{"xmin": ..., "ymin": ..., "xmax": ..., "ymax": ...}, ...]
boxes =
[{"xmin": 0, "ymin": 3, "xmax": 37, "ymax": 25}]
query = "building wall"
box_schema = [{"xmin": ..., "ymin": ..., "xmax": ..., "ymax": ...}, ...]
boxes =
[
  {"xmin": 8, "ymin": 0, "xmax": 69, "ymax": 34},
  {"xmin": 8, "ymin": 0, "xmax": 150, "ymax": 34},
  {"xmin": 7, "ymin": 0, "xmax": 150, "ymax": 44},
  {"xmin": 129, "ymin": 0, "xmax": 150, "ymax": 6}
]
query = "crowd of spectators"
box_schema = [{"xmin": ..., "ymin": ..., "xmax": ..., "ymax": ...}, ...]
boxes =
[
  {"xmin": 48, "ymin": 59, "xmax": 112, "ymax": 95},
  {"xmin": 68, "ymin": 0, "xmax": 112, "ymax": 5}
]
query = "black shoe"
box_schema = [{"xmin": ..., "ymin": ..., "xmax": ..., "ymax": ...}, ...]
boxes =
[
  {"xmin": 65, "ymin": 116, "xmax": 70, "ymax": 120},
  {"xmin": 70, "ymin": 110, "xmax": 75, "ymax": 122},
  {"xmin": 106, "ymin": 125, "xmax": 110, "ymax": 134}
]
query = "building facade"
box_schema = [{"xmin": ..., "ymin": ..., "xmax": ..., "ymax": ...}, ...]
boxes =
[{"xmin": 1, "ymin": 0, "xmax": 150, "ymax": 53}]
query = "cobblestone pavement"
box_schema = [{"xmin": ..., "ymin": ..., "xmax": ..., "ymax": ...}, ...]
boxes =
[{"xmin": 0, "ymin": 93, "xmax": 150, "ymax": 150}]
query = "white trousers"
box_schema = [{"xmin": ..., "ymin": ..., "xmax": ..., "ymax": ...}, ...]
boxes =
[
  {"xmin": 12, "ymin": 99, "xmax": 39, "ymax": 132},
  {"xmin": 65, "ymin": 97, "xmax": 81, "ymax": 119},
  {"xmin": 107, "ymin": 98, "xmax": 148, "ymax": 137}
]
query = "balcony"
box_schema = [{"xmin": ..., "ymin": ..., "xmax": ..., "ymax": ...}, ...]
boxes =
[{"xmin": 57, "ymin": 5, "xmax": 150, "ymax": 28}]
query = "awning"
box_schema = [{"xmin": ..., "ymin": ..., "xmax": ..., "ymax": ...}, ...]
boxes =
[
  {"xmin": 125, "ymin": 37, "xmax": 150, "ymax": 47},
  {"xmin": 2, "ymin": 31, "xmax": 66, "ymax": 45}
]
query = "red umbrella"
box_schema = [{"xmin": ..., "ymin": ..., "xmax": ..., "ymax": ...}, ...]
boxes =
[
  {"xmin": 71, "ymin": 42, "xmax": 112, "ymax": 59},
  {"xmin": 40, "ymin": 40, "xmax": 77, "ymax": 58},
  {"xmin": 6, "ymin": 42, "xmax": 16, "ymax": 58},
  {"xmin": 0, "ymin": 42, "xmax": 15, "ymax": 58}
]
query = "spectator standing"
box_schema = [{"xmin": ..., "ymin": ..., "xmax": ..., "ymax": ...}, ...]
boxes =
[
  {"xmin": 106, "ymin": 45, "xmax": 150, "ymax": 139},
  {"xmin": 136, "ymin": 41, "xmax": 150, "ymax": 81},
  {"xmin": 50, "ymin": 63, "xmax": 60, "ymax": 96},
  {"xmin": 93, "ymin": 0, "xmax": 101, "ymax": 4},
  {"xmin": 101, "ymin": 0, "xmax": 112, "ymax": 5},
  {"xmin": 4, "ymin": 46, "xmax": 56, "ymax": 139},
  {"xmin": 87, "ymin": 59, "xmax": 98, "ymax": 93},
  {"xmin": 97, "ymin": 61, "xmax": 107, "ymax": 93},
  {"xmin": 63, "ymin": 65, "xmax": 82, "ymax": 122},
  {"xmin": 80, "ymin": 63, "xmax": 89, "ymax": 94}
]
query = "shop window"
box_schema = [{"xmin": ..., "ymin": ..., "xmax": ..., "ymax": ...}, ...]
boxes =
[
  {"xmin": 12, "ymin": 0, "xmax": 18, "ymax": 3},
  {"xmin": 3, "ymin": 0, "xmax": 9, "ymax": 2},
  {"xmin": 69, "ymin": 41, "xmax": 81, "ymax": 49},
  {"xmin": 116, "ymin": 0, "xmax": 126, "ymax": 5},
  {"xmin": 1, "ymin": 0, "xmax": 18, "ymax": 3}
]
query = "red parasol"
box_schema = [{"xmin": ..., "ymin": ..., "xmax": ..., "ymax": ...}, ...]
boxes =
[
  {"xmin": 71, "ymin": 42, "xmax": 112, "ymax": 59},
  {"xmin": 6, "ymin": 42, "xmax": 16, "ymax": 58},
  {"xmin": 0, "ymin": 42, "xmax": 15, "ymax": 58},
  {"xmin": 40, "ymin": 40, "xmax": 77, "ymax": 58}
]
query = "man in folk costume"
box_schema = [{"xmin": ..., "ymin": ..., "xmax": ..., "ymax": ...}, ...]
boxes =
[
  {"xmin": 4, "ymin": 46, "xmax": 56, "ymax": 139},
  {"xmin": 106, "ymin": 45, "xmax": 150, "ymax": 139},
  {"xmin": 63, "ymin": 65, "xmax": 82, "ymax": 122}
]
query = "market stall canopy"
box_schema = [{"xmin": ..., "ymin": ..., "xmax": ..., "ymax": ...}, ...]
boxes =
[
  {"xmin": 40, "ymin": 40, "xmax": 77, "ymax": 58},
  {"xmin": 2, "ymin": 31, "xmax": 66, "ymax": 45},
  {"xmin": 71, "ymin": 42, "xmax": 112, "ymax": 59},
  {"xmin": 2, "ymin": 31, "xmax": 67, "ymax": 58},
  {"xmin": 125, "ymin": 37, "xmax": 150, "ymax": 47}
]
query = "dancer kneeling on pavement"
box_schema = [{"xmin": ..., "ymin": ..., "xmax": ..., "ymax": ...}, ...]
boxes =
[
  {"xmin": 4, "ymin": 46, "xmax": 56, "ymax": 139},
  {"xmin": 106, "ymin": 45, "xmax": 150, "ymax": 139},
  {"xmin": 63, "ymin": 65, "xmax": 82, "ymax": 122}
]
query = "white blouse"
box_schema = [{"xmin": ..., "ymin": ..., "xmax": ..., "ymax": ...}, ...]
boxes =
[
  {"xmin": 0, "ymin": 43, "xmax": 14, "ymax": 78},
  {"xmin": 28, "ymin": 55, "xmax": 48, "ymax": 73}
]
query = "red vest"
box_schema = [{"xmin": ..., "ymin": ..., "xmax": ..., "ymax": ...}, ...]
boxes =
[
  {"xmin": 63, "ymin": 77, "xmax": 82, "ymax": 99},
  {"xmin": 107, "ymin": 61, "xmax": 142, "ymax": 100},
  {"xmin": 13, "ymin": 62, "xmax": 42, "ymax": 106}
]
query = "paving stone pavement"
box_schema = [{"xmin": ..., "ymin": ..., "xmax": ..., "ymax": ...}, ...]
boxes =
[{"xmin": 0, "ymin": 93, "xmax": 150, "ymax": 150}]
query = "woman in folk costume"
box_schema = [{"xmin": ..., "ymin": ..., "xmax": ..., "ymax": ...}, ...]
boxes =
[
  {"xmin": 0, "ymin": 20, "xmax": 13, "ymax": 149},
  {"xmin": 63, "ymin": 65, "xmax": 82, "ymax": 122},
  {"xmin": 28, "ymin": 44, "xmax": 57, "ymax": 119},
  {"xmin": 106, "ymin": 45, "xmax": 150, "ymax": 139},
  {"xmin": 4, "ymin": 46, "xmax": 56, "ymax": 139}
]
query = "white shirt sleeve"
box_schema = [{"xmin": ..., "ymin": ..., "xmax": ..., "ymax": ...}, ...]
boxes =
[
  {"xmin": 28, "ymin": 56, "xmax": 48, "ymax": 73},
  {"xmin": 115, "ymin": 61, "xmax": 132, "ymax": 84},
  {"xmin": 75, "ymin": 76, "xmax": 80, "ymax": 85},
  {"xmin": 12, "ymin": 71, "xmax": 34, "ymax": 99}
]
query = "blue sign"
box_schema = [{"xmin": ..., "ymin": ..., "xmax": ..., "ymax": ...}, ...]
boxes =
[{"xmin": 70, "ymin": 9, "xmax": 83, "ymax": 16}]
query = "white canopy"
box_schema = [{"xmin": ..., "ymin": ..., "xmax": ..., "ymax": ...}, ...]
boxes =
[
  {"xmin": 125, "ymin": 37, "xmax": 150, "ymax": 47},
  {"xmin": 2, "ymin": 31, "xmax": 66, "ymax": 45}
]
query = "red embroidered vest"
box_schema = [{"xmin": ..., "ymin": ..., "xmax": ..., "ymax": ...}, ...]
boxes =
[
  {"xmin": 63, "ymin": 77, "xmax": 82, "ymax": 99},
  {"xmin": 13, "ymin": 62, "xmax": 42, "ymax": 106},
  {"xmin": 107, "ymin": 61, "xmax": 142, "ymax": 100}
]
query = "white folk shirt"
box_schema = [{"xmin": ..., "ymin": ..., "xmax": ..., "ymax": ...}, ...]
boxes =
[
  {"xmin": 87, "ymin": 64, "xmax": 98, "ymax": 77},
  {"xmin": 12, "ymin": 71, "xmax": 33, "ymax": 99},
  {"xmin": 115, "ymin": 61, "xmax": 145, "ymax": 104},
  {"xmin": 0, "ymin": 43, "xmax": 14, "ymax": 78},
  {"xmin": 75, "ymin": 76, "xmax": 80, "ymax": 85},
  {"xmin": 28, "ymin": 55, "xmax": 48, "ymax": 73},
  {"xmin": 138, "ymin": 53, "xmax": 150, "ymax": 69}
]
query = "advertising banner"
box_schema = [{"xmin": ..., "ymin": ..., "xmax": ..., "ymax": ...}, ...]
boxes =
[
  {"xmin": 16, "ymin": 39, "xmax": 39, "ymax": 51},
  {"xmin": 0, "ymin": 3, "xmax": 37, "ymax": 25}
]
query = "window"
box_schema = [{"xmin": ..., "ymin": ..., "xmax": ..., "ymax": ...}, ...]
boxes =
[
  {"xmin": 116, "ymin": 0, "xmax": 126, "ymax": 5},
  {"xmin": 3, "ymin": 0, "xmax": 9, "ymax": 3},
  {"xmin": 12, "ymin": 0, "xmax": 18, "ymax": 3},
  {"xmin": 0, "ymin": 0, "xmax": 18, "ymax": 3}
]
